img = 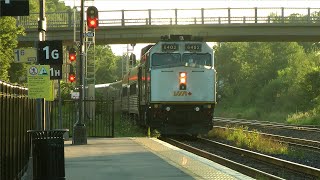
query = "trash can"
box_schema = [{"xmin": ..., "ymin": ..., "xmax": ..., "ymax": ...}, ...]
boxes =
[{"xmin": 27, "ymin": 129, "xmax": 69, "ymax": 180}]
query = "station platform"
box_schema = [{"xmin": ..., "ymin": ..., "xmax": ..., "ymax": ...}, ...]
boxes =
[{"xmin": 65, "ymin": 137, "xmax": 254, "ymax": 180}]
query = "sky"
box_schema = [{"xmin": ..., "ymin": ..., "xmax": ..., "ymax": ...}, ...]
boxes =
[{"xmin": 61, "ymin": 0, "xmax": 320, "ymax": 56}]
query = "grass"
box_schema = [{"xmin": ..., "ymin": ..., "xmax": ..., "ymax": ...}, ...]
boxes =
[
  {"xmin": 208, "ymin": 125, "xmax": 289, "ymax": 155},
  {"xmin": 287, "ymin": 108, "xmax": 320, "ymax": 125},
  {"xmin": 113, "ymin": 112, "xmax": 146, "ymax": 137}
]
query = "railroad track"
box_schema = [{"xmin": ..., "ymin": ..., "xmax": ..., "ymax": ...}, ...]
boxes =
[
  {"xmin": 213, "ymin": 126, "xmax": 320, "ymax": 152},
  {"xmin": 160, "ymin": 137, "xmax": 320, "ymax": 179},
  {"xmin": 213, "ymin": 117, "xmax": 320, "ymax": 142}
]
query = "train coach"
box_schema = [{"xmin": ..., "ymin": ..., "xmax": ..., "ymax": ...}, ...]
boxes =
[{"xmin": 110, "ymin": 35, "xmax": 217, "ymax": 136}]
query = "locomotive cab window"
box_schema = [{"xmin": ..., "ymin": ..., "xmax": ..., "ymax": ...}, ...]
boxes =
[
  {"xmin": 182, "ymin": 53, "xmax": 212, "ymax": 68},
  {"xmin": 151, "ymin": 53, "xmax": 181, "ymax": 67}
]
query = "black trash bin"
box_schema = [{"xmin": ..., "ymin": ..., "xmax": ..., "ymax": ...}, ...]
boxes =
[{"xmin": 27, "ymin": 129, "xmax": 69, "ymax": 180}]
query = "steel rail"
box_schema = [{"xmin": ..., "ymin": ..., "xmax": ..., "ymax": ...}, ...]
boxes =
[
  {"xmin": 198, "ymin": 137, "xmax": 320, "ymax": 178},
  {"xmin": 214, "ymin": 117, "xmax": 320, "ymax": 132}
]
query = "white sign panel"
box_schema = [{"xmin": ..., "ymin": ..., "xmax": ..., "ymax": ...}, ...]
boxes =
[
  {"xmin": 71, "ymin": 92, "xmax": 80, "ymax": 99},
  {"xmin": 14, "ymin": 48, "xmax": 37, "ymax": 63}
]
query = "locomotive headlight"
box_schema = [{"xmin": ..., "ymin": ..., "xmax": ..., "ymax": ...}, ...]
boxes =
[
  {"xmin": 180, "ymin": 78, "xmax": 186, "ymax": 84},
  {"xmin": 179, "ymin": 72, "xmax": 187, "ymax": 90},
  {"xmin": 166, "ymin": 106, "xmax": 171, "ymax": 111},
  {"xmin": 154, "ymin": 104, "xmax": 159, "ymax": 108},
  {"xmin": 195, "ymin": 107, "xmax": 200, "ymax": 111}
]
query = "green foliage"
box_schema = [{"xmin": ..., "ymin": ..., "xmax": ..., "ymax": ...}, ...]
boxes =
[
  {"xmin": 94, "ymin": 45, "xmax": 121, "ymax": 84},
  {"xmin": 114, "ymin": 113, "xmax": 145, "ymax": 137},
  {"xmin": 8, "ymin": 63, "xmax": 28, "ymax": 84},
  {"xmin": 287, "ymin": 107, "xmax": 320, "ymax": 125},
  {"xmin": 208, "ymin": 126, "xmax": 288, "ymax": 154},
  {"xmin": 215, "ymin": 40, "xmax": 320, "ymax": 125},
  {"xmin": 29, "ymin": 0, "xmax": 73, "ymax": 12},
  {"xmin": 0, "ymin": 17, "xmax": 24, "ymax": 81},
  {"xmin": 60, "ymin": 80, "xmax": 75, "ymax": 100}
]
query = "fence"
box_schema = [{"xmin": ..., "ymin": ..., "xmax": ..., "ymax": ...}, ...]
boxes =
[
  {"xmin": 0, "ymin": 81, "xmax": 36, "ymax": 180},
  {"xmin": 0, "ymin": 79, "xmax": 114, "ymax": 179},
  {"xmin": 49, "ymin": 99, "xmax": 114, "ymax": 137},
  {"xmin": 17, "ymin": 7, "xmax": 320, "ymax": 29}
]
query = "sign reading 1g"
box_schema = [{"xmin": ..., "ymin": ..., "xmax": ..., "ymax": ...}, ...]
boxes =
[{"xmin": 38, "ymin": 40, "xmax": 63, "ymax": 65}]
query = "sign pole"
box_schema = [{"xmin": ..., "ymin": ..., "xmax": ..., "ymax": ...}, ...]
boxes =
[
  {"xmin": 36, "ymin": 0, "xmax": 46, "ymax": 131},
  {"xmin": 73, "ymin": 0, "xmax": 87, "ymax": 145},
  {"xmin": 58, "ymin": 79, "xmax": 62, "ymax": 129}
]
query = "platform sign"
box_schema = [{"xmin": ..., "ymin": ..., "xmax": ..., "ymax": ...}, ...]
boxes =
[
  {"xmin": 49, "ymin": 64, "xmax": 62, "ymax": 80},
  {"xmin": 27, "ymin": 65, "xmax": 54, "ymax": 101},
  {"xmin": 85, "ymin": 32, "xmax": 95, "ymax": 37},
  {"xmin": 0, "ymin": 0, "xmax": 29, "ymax": 16},
  {"xmin": 38, "ymin": 40, "xmax": 63, "ymax": 65},
  {"xmin": 71, "ymin": 92, "xmax": 79, "ymax": 99},
  {"xmin": 14, "ymin": 48, "xmax": 37, "ymax": 63}
]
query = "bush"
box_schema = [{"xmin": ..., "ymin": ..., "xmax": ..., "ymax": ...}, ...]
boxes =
[{"xmin": 208, "ymin": 126, "xmax": 288, "ymax": 154}]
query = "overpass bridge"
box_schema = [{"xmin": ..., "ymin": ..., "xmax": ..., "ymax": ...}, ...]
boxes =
[{"xmin": 17, "ymin": 7, "xmax": 320, "ymax": 46}]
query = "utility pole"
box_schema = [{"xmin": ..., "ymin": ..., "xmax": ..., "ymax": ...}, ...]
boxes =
[{"xmin": 73, "ymin": 0, "xmax": 87, "ymax": 145}]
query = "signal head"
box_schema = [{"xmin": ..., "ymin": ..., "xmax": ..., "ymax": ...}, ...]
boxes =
[
  {"xmin": 68, "ymin": 73, "xmax": 76, "ymax": 83},
  {"xmin": 87, "ymin": 6, "xmax": 99, "ymax": 29},
  {"xmin": 69, "ymin": 47, "xmax": 76, "ymax": 62}
]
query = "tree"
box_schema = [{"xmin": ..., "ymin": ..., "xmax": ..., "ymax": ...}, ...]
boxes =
[
  {"xmin": 93, "ymin": 45, "xmax": 118, "ymax": 84},
  {"xmin": 215, "ymin": 41, "xmax": 314, "ymax": 119},
  {"xmin": 0, "ymin": 17, "xmax": 24, "ymax": 81}
]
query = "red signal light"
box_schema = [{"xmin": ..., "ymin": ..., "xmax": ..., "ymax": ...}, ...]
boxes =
[
  {"xmin": 69, "ymin": 53, "xmax": 76, "ymax": 61},
  {"xmin": 69, "ymin": 47, "xmax": 76, "ymax": 62},
  {"xmin": 88, "ymin": 19, "xmax": 97, "ymax": 28},
  {"xmin": 69, "ymin": 73, "xmax": 76, "ymax": 83},
  {"xmin": 87, "ymin": 6, "xmax": 99, "ymax": 29}
]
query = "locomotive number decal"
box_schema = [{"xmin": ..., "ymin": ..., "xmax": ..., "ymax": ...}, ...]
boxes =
[
  {"xmin": 185, "ymin": 44, "xmax": 202, "ymax": 52},
  {"xmin": 173, "ymin": 91, "xmax": 192, "ymax": 96},
  {"xmin": 162, "ymin": 44, "xmax": 179, "ymax": 52}
]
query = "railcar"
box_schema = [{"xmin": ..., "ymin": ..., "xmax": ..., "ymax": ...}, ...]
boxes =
[{"xmin": 122, "ymin": 35, "xmax": 217, "ymax": 135}]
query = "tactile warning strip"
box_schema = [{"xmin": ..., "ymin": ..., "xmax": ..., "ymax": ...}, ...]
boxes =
[{"xmin": 133, "ymin": 138, "xmax": 254, "ymax": 180}]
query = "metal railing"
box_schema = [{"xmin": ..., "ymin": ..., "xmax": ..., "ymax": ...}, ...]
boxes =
[
  {"xmin": 49, "ymin": 99, "xmax": 114, "ymax": 137},
  {"xmin": 0, "ymin": 81, "xmax": 36, "ymax": 180},
  {"xmin": 17, "ymin": 7, "xmax": 320, "ymax": 29}
]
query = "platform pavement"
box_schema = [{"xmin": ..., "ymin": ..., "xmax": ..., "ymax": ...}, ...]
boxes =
[{"xmin": 64, "ymin": 137, "xmax": 254, "ymax": 180}]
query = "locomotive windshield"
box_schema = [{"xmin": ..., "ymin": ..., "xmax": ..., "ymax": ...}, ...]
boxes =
[
  {"xmin": 151, "ymin": 53, "xmax": 212, "ymax": 68},
  {"xmin": 151, "ymin": 53, "xmax": 181, "ymax": 67},
  {"xmin": 182, "ymin": 53, "xmax": 212, "ymax": 67}
]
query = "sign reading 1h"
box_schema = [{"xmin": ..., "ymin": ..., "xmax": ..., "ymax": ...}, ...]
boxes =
[{"xmin": 38, "ymin": 40, "xmax": 63, "ymax": 65}]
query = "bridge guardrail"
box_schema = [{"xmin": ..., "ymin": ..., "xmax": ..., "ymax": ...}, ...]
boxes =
[{"xmin": 17, "ymin": 7, "xmax": 320, "ymax": 29}]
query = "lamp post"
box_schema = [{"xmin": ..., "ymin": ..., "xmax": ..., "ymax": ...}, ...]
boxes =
[{"xmin": 73, "ymin": 0, "xmax": 87, "ymax": 145}]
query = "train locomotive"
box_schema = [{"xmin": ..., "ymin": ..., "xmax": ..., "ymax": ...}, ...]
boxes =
[{"xmin": 111, "ymin": 35, "xmax": 217, "ymax": 136}]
